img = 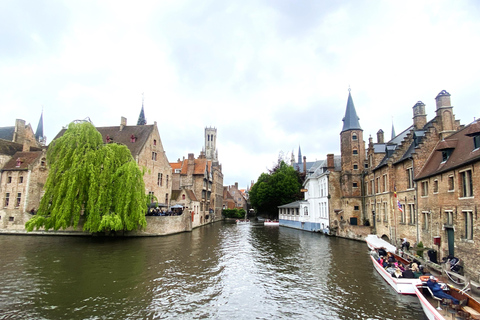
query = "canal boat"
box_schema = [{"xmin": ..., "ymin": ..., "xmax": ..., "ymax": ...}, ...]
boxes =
[
  {"xmin": 264, "ymin": 220, "xmax": 279, "ymax": 226},
  {"xmin": 414, "ymin": 277, "xmax": 480, "ymax": 320},
  {"xmin": 236, "ymin": 219, "xmax": 250, "ymax": 224},
  {"xmin": 366, "ymin": 235, "xmax": 421, "ymax": 295}
]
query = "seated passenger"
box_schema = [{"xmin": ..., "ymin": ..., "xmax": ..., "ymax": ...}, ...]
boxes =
[
  {"xmin": 426, "ymin": 276, "xmax": 460, "ymax": 305},
  {"xmin": 402, "ymin": 267, "xmax": 415, "ymax": 279}
]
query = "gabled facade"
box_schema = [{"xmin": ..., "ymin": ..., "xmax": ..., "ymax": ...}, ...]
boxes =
[
  {"xmin": 281, "ymin": 154, "xmax": 341, "ymax": 233},
  {"xmin": 224, "ymin": 182, "xmax": 247, "ymax": 210}
]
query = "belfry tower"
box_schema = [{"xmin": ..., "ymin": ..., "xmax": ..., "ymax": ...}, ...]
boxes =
[
  {"xmin": 205, "ymin": 127, "xmax": 218, "ymax": 161},
  {"xmin": 340, "ymin": 89, "xmax": 365, "ymax": 222}
]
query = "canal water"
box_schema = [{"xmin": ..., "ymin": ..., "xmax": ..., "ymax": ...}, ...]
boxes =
[{"xmin": 0, "ymin": 222, "xmax": 425, "ymax": 319}]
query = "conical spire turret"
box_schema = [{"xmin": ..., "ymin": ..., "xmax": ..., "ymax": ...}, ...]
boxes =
[
  {"xmin": 341, "ymin": 90, "xmax": 362, "ymax": 132},
  {"xmin": 137, "ymin": 94, "xmax": 147, "ymax": 125},
  {"xmin": 35, "ymin": 110, "xmax": 46, "ymax": 145}
]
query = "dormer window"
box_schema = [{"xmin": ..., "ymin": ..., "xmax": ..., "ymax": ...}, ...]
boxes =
[
  {"xmin": 16, "ymin": 158, "xmax": 22, "ymax": 167},
  {"xmin": 464, "ymin": 120, "xmax": 480, "ymax": 151},
  {"xmin": 130, "ymin": 134, "xmax": 137, "ymax": 143},
  {"xmin": 442, "ymin": 149, "xmax": 453, "ymax": 162},
  {"xmin": 474, "ymin": 135, "xmax": 480, "ymax": 150}
]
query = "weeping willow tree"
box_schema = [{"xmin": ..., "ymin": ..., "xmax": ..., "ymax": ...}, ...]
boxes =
[{"xmin": 26, "ymin": 121, "xmax": 147, "ymax": 233}]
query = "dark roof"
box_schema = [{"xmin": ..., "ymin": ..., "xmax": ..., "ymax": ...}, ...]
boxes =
[
  {"xmin": 54, "ymin": 125, "xmax": 155, "ymax": 156},
  {"xmin": 35, "ymin": 112, "xmax": 44, "ymax": 141},
  {"xmin": 0, "ymin": 126, "xmax": 15, "ymax": 141},
  {"xmin": 0, "ymin": 139, "xmax": 24, "ymax": 156},
  {"xmin": 415, "ymin": 120, "xmax": 480, "ymax": 180},
  {"xmin": 2, "ymin": 151, "xmax": 43, "ymax": 171},
  {"xmin": 341, "ymin": 91, "xmax": 362, "ymax": 132}
]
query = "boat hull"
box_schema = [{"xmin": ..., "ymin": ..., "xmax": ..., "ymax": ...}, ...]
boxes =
[
  {"xmin": 370, "ymin": 255, "xmax": 421, "ymax": 295},
  {"xmin": 414, "ymin": 285, "xmax": 444, "ymax": 320},
  {"xmin": 264, "ymin": 222, "xmax": 279, "ymax": 226}
]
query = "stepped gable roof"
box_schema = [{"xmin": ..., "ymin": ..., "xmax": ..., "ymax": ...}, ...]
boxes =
[
  {"xmin": 0, "ymin": 139, "xmax": 24, "ymax": 156},
  {"xmin": 54, "ymin": 125, "xmax": 154, "ymax": 156},
  {"xmin": 0, "ymin": 126, "xmax": 15, "ymax": 141},
  {"xmin": 374, "ymin": 125, "xmax": 414, "ymax": 169},
  {"xmin": 341, "ymin": 91, "xmax": 362, "ymax": 132},
  {"xmin": 415, "ymin": 120, "xmax": 480, "ymax": 180},
  {"xmin": 179, "ymin": 158, "xmax": 212, "ymax": 175},
  {"xmin": 2, "ymin": 151, "xmax": 43, "ymax": 171}
]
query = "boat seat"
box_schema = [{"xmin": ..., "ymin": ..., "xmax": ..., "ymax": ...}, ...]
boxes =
[{"xmin": 462, "ymin": 306, "xmax": 480, "ymax": 320}]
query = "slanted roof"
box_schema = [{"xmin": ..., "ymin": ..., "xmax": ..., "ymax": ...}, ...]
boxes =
[
  {"xmin": 2, "ymin": 151, "xmax": 43, "ymax": 171},
  {"xmin": 341, "ymin": 91, "xmax": 362, "ymax": 132},
  {"xmin": 170, "ymin": 161, "xmax": 182, "ymax": 171},
  {"xmin": 0, "ymin": 139, "xmax": 24, "ymax": 156},
  {"xmin": 0, "ymin": 126, "xmax": 15, "ymax": 141},
  {"xmin": 35, "ymin": 112, "xmax": 44, "ymax": 141},
  {"xmin": 54, "ymin": 125, "xmax": 155, "ymax": 157},
  {"xmin": 277, "ymin": 200, "xmax": 308, "ymax": 209},
  {"xmin": 415, "ymin": 121, "xmax": 480, "ymax": 180}
]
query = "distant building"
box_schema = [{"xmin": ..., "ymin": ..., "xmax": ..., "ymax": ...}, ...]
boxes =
[{"xmin": 223, "ymin": 182, "xmax": 247, "ymax": 211}]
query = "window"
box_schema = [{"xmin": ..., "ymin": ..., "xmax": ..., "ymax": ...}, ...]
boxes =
[
  {"xmin": 16, "ymin": 193, "xmax": 21, "ymax": 207},
  {"xmin": 166, "ymin": 175, "xmax": 169, "ymax": 188},
  {"xmin": 461, "ymin": 170, "xmax": 473, "ymax": 197},
  {"xmin": 153, "ymin": 139, "xmax": 157, "ymax": 146},
  {"xmin": 353, "ymin": 182, "xmax": 358, "ymax": 188},
  {"xmin": 383, "ymin": 174, "xmax": 387, "ymax": 193},
  {"xmin": 407, "ymin": 168, "xmax": 414, "ymax": 189},
  {"xmin": 445, "ymin": 210, "xmax": 454, "ymax": 226},
  {"xmin": 165, "ymin": 193, "xmax": 169, "ymax": 204},
  {"xmin": 421, "ymin": 181, "xmax": 428, "ymax": 197},
  {"xmin": 157, "ymin": 173, "xmax": 163, "ymax": 186},
  {"xmin": 353, "ymin": 164, "xmax": 358, "ymax": 170},
  {"xmin": 433, "ymin": 180, "xmax": 438, "ymax": 193},
  {"xmin": 353, "ymin": 149, "xmax": 358, "ymax": 155},
  {"xmin": 365, "ymin": 163, "xmax": 369, "ymax": 169},
  {"xmin": 148, "ymin": 191, "xmax": 154, "ymax": 203},
  {"xmin": 383, "ymin": 202, "xmax": 387, "ymax": 222},
  {"xmin": 175, "ymin": 169, "xmax": 181, "ymax": 173},
  {"xmin": 4, "ymin": 193, "xmax": 9, "ymax": 207},
  {"xmin": 352, "ymin": 134, "xmax": 357, "ymax": 141},
  {"xmin": 152, "ymin": 152, "xmax": 157, "ymax": 161},
  {"xmin": 448, "ymin": 175, "xmax": 454, "ymax": 191},
  {"xmin": 422, "ymin": 212, "xmax": 430, "ymax": 230},
  {"xmin": 376, "ymin": 177, "xmax": 380, "ymax": 193},
  {"xmin": 7, "ymin": 176, "xmax": 12, "ymax": 183},
  {"xmin": 19, "ymin": 176, "xmax": 23, "ymax": 184},
  {"xmin": 304, "ymin": 207, "xmax": 308, "ymax": 215},
  {"xmin": 354, "ymin": 205, "xmax": 359, "ymax": 211},
  {"xmin": 442, "ymin": 150, "xmax": 452, "ymax": 162},
  {"xmin": 182, "ymin": 194, "xmax": 185, "ymax": 200},
  {"xmin": 474, "ymin": 135, "xmax": 480, "ymax": 150},
  {"xmin": 464, "ymin": 211, "xmax": 473, "ymax": 240},
  {"xmin": 408, "ymin": 203, "xmax": 415, "ymax": 224}
]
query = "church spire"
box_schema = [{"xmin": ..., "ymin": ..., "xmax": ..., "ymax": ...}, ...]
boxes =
[
  {"xmin": 137, "ymin": 93, "xmax": 147, "ymax": 125},
  {"xmin": 35, "ymin": 109, "xmax": 46, "ymax": 145},
  {"xmin": 341, "ymin": 89, "xmax": 362, "ymax": 132},
  {"xmin": 298, "ymin": 145, "xmax": 302, "ymax": 164},
  {"xmin": 391, "ymin": 119, "xmax": 396, "ymax": 140}
]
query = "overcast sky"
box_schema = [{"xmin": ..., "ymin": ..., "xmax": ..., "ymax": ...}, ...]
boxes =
[{"xmin": 1, "ymin": 0, "xmax": 480, "ymax": 189}]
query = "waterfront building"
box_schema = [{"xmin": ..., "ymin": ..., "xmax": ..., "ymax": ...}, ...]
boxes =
[
  {"xmin": 223, "ymin": 182, "xmax": 247, "ymax": 211},
  {"xmin": 280, "ymin": 154, "xmax": 341, "ymax": 232},
  {"xmin": 0, "ymin": 116, "xmax": 48, "ymax": 230}
]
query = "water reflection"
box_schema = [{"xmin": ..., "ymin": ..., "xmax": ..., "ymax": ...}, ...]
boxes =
[{"xmin": 0, "ymin": 223, "xmax": 425, "ymax": 319}]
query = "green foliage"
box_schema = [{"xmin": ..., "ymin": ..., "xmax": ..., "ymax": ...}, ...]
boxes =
[
  {"xmin": 222, "ymin": 208, "xmax": 245, "ymax": 219},
  {"xmin": 249, "ymin": 160, "xmax": 302, "ymax": 218},
  {"xmin": 416, "ymin": 241, "xmax": 424, "ymax": 257},
  {"xmin": 26, "ymin": 121, "xmax": 147, "ymax": 233}
]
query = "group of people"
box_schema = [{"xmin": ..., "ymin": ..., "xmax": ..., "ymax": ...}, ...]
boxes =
[
  {"xmin": 146, "ymin": 207, "xmax": 183, "ymax": 216},
  {"xmin": 376, "ymin": 249, "xmax": 423, "ymax": 279}
]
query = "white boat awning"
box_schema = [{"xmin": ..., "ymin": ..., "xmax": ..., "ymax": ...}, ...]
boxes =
[{"xmin": 365, "ymin": 235, "xmax": 396, "ymax": 254}]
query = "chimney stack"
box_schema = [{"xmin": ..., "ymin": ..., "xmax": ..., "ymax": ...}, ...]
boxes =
[
  {"xmin": 377, "ymin": 129, "xmax": 384, "ymax": 144},
  {"xmin": 435, "ymin": 90, "xmax": 456, "ymax": 139},
  {"xmin": 327, "ymin": 154, "xmax": 334, "ymax": 169},
  {"xmin": 303, "ymin": 156, "xmax": 307, "ymax": 174},
  {"xmin": 413, "ymin": 101, "xmax": 427, "ymax": 130},
  {"xmin": 120, "ymin": 117, "xmax": 127, "ymax": 131}
]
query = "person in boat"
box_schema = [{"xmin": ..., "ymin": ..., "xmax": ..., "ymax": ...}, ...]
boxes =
[
  {"xmin": 387, "ymin": 252, "xmax": 396, "ymax": 263},
  {"xmin": 402, "ymin": 267, "xmax": 415, "ymax": 279},
  {"xmin": 411, "ymin": 263, "xmax": 422, "ymax": 278},
  {"xmin": 426, "ymin": 276, "xmax": 460, "ymax": 304},
  {"xmin": 378, "ymin": 247, "xmax": 387, "ymax": 257}
]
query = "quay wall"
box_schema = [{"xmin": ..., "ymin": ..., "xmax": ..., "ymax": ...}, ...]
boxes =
[{"xmin": 0, "ymin": 208, "xmax": 201, "ymax": 237}]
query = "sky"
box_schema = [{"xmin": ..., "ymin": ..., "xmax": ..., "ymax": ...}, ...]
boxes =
[{"xmin": 1, "ymin": 0, "xmax": 480, "ymax": 190}]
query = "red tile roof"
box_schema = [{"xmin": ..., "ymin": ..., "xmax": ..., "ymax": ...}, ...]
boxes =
[
  {"xmin": 416, "ymin": 121, "xmax": 480, "ymax": 180},
  {"xmin": 2, "ymin": 151, "xmax": 44, "ymax": 171}
]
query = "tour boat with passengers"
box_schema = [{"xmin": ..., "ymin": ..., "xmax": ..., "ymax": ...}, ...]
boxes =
[
  {"xmin": 415, "ymin": 276, "xmax": 480, "ymax": 320},
  {"xmin": 366, "ymin": 235, "xmax": 422, "ymax": 295}
]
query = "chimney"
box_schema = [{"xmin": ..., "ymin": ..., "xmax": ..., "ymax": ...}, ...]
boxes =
[
  {"xmin": 435, "ymin": 90, "xmax": 455, "ymax": 138},
  {"xmin": 413, "ymin": 101, "xmax": 427, "ymax": 130},
  {"xmin": 327, "ymin": 154, "xmax": 334, "ymax": 169},
  {"xmin": 303, "ymin": 156, "xmax": 307, "ymax": 173},
  {"xmin": 235, "ymin": 182, "xmax": 238, "ymax": 190},
  {"xmin": 13, "ymin": 119, "xmax": 26, "ymax": 144},
  {"xmin": 188, "ymin": 153, "xmax": 195, "ymax": 160},
  {"xmin": 377, "ymin": 129, "xmax": 384, "ymax": 144},
  {"xmin": 120, "ymin": 117, "xmax": 127, "ymax": 131}
]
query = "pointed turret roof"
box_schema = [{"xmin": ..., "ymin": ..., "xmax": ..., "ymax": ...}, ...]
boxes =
[
  {"xmin": 35, "ymin": 111, "xmax": 45, "ymax": 144},
  {"xmin": 137, "ymin": 95, "xmax": 147, "ymax": 125},
  {"xmin": 298, "ymin": 145, "xmax": 302, "ymax": 164},
  {"xmin": 341, "ymin": 91, "xmax": 362, "ymax": 132},
  {"xmin": 391, "ymin": 122, "xmax": 396, "ymax": 140}
]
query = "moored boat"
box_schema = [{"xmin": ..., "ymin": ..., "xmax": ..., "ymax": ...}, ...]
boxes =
[
  {"xmin": 415, "ymin": 277, "xmax": 480, "ymax": 320},
  {"xmin": 366, "ymin": 235, "xmax": 421, "ymax": 294},
  {"xmin": 236, "ymin": 219, "xmax": 250, "ymax": 224},
  {"xmin": 264, "ymin": 219, "xmax": 279, "ymax": 226}
]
